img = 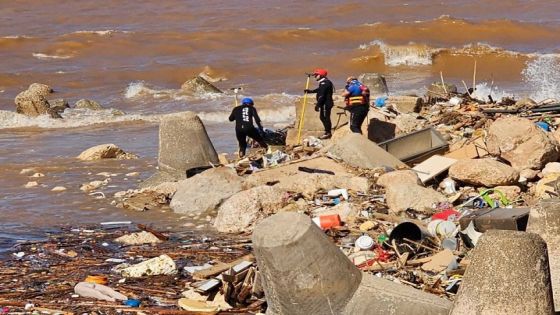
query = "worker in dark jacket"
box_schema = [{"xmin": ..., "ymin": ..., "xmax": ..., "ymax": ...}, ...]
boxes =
[
  {"xmin": 304, "ymin": 68, "xmax": 334, "ymax": 139},
  {"xmin": 229, "ymin": 97, "xmax": 268, "ymax": 158},
  {"xmin": 342, "ymin": 76, "xmax": 370, "ymax": 134}
]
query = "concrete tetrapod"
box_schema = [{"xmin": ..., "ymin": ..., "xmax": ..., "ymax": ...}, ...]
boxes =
[
  {"xmin": 451, "ymin": 230, "xmax": 554, "ymax": 315},
  {"xmin": 527, "ymin": 198, "xmax": 560, "ymax": 312},
  {"xmin": 158, "ymin": 111, "xmax": 218, "ymax": 178},
  {"xmin": 252, "ymin": 212, "xmax": 452, "ymax": 315}
]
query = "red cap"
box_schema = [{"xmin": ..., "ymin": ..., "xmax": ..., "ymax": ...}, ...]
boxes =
[{"xmin": 313, "ymin": 68, "xmax": 328, "ymax": 77}]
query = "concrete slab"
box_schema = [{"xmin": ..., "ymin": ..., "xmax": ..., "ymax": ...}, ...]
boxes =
[{"xmin": 412, "ymin": 155, "xmax": 457, "ymax": 183}]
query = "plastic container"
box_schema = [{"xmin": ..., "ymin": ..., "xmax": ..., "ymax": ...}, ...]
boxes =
[
  {"xmin": 427, "ymin": 219, "xmax": 457, "ymax": 238},
  {"xmin": 312, "ymin": 214, "xmax": 342, "ymax": 230},
  {"xmin": 328, "ymin": 189, "xmax": 349, "ymax": 200},
  {"xmin": 355, "ymin": 235, "xmax": 375, "ymax": 250},
  {"xmin": 124, "ymin": 299, "xmax": 141, "ymax": 307}
]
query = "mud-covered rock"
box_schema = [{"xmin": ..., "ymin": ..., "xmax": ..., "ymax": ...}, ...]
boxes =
[
  {"xmin": 385, "ymin": 183, "xmax": 447, "ymax": 214},
  {"xmin": 75, "ymin": 99, "xmax": 104, "ymax": 110},
  {"xmin": 77, "ymin": 144, "xmax": 137, "ymax": 161}
]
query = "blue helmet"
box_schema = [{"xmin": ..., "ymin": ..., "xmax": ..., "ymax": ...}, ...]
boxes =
[{"xmin": 241, "ymin": 97, "xmax": 254, "ymax": 105}]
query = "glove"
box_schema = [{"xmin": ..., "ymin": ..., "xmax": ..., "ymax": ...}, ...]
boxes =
[
  {"xmin": 304, "ymin": 89, "xmax": 312, "ymax": 94},
  {"xmin": 314, "ymin": 105, "xmax": 320, "ymax": 112}
]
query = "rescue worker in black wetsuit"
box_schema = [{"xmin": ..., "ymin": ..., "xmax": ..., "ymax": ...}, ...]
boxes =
[
  {"xmin": 304, "ymin": 68, "xmax": 334, "ymax": 139},
  {"xmin": 228, "ymin": 97, "xmax": 268, "ymax": 158},
  {"xmin": 342, "ymin": 76, "xmax": 370, "ymax": 134}
]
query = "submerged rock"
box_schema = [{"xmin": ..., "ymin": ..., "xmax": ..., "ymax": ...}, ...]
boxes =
[
  {"xmin": 75, "ymin": 99, "xmax": 104, "ymax": 110},
  {"xmin": 180, "ymin": 76, "xmax": 223, "ymax": 94},
  {"xmin": 77, "ymin": 144, "xmax": 137, "ymax": 161}
]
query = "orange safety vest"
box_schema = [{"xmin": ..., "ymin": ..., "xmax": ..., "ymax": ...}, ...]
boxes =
[{"xmin": 345, "ymin": 83, "xmax": 370, "ymax": 106}]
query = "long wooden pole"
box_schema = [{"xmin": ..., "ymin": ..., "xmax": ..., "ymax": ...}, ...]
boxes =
[
  {"xmin": 472, "ymin": 60, "xmax": 477, "ymax": 90},
  {"xmin": 296, "ymin": 76, "xmax": 311, "ymax": 144}
]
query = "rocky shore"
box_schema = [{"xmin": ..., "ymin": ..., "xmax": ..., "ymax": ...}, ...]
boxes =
[{"xmin": 3, "ymin": 74, "xmax": 560, "ymax": 314}]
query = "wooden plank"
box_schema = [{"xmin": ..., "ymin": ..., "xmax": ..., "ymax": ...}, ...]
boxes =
[
  {"xmin": 412, "ymin": 155, "xmax": 457, "ymax": 183},
  {"xmin": 193, "ymin": 254, "xmax": 254, "ymax": 280}
]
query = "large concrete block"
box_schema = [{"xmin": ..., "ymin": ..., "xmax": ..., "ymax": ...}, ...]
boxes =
[
  {"xmin": 253, "ymin": 212, "xmax": 452, "ymax": 315},
  {"xmin": 358, "ymin": 73, "xmax": 388, "ymax": 97},
  {"xmin": 451, "ymin": 230, "xmax": 554, "ymax": 315},
  {"xmin": 527, "ymin": 198, "xmax": 560, "ymax": 311},
  {"xmin": 328, "ymin": 133, "xmax": 406, "ymax": 170},
  {"xmin": 344, "ymin": 274, "xmax": 452, "ymax": 315},
  {"xmin": 294, "ymin": 96, "xmax": 348, "ymax": 132},
  {"xmin": 157, "ymin": 111, "xmax": 218, "ymax": 178},
  {"xmin": 253, "ymin": 212, "xmax": 362, "ymax": 315}
]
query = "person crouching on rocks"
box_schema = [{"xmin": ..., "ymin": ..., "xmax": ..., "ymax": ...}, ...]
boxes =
[
  {"xmin": 342, "ymin": 76, "xmax": 370, "ymax": 134},
  {"xmin": 229, "ymin": 97, "xmax": 268, "ymax": 158}
]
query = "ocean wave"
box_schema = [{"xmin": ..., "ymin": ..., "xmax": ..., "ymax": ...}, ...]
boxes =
[
  {"xmin": 124, "ymin": 81, "xmax": 222, "ymax": 101},
  {"xmin": 71, "ymin": 30, "xmax": 131, "ymax": 36},
  {"xmin": 32, "ymin": 53, "xmax": 74, "ymax": 60},
  {"xmin": 0, "ymin": 109, "xmax": 160, "ymax": 131},
  {"xmin": 362, "ymin": 40, "xmax": 438, "ymax": 66},
  {"xmin": 198, "ymin": 104, "xmax": 294, "ymax": 124},
  {"xmin": 522, "ymin": 55, "xmax": 560, "ymax": 101},
  {"xmin": 2, "ymin": 35, "xmax": 33, "ymax": 39}
]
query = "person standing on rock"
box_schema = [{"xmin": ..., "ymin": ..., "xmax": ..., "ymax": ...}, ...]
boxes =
[
  {"xmin": 342, "ymin": 76, "xmax": 370, "ymax": 134},
  {"xmin": 229, "ymin": 97, "xmax": 268, "ymax": 158},
  {"xmin": 304, "ymin": 68, "xmax": 334, "ymax": 139}
]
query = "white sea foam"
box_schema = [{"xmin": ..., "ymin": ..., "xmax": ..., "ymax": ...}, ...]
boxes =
[
  {"xmin": 124, "ymin": 81, "xmax": 221, "ymax": 101},
  {"xmin": 522, "ymin": 55, "xmax": 560, "ymax": 101},
  {"xmin": 0, "ymin": 109, "xmax": 160, "ymax": 130},
  {"xmin": 361, "ymin": 40, "xmax": 437, "ymax": 66},
  {"xmin": 198, "ymin": 105, "xmax": 294, "ymax": 124},
  {"xmin": 471, "ymin": 82, "xmax": 512, "ymax": 103},
  {"xmin": 72, "ymin": 30, "xmax": 130, "ymax": 36},
  {"xmin": 32, "ymin": 53, "xmax": 73, "ymax": 60}
]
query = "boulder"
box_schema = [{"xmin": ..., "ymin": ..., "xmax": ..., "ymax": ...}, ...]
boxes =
[
  {"xmin": 385, "ymin": 184, "xmax": 447, "ymax": 214},
  {"xmin": 156, "ymin": 112, "xmax": 218, "ymax": 178},
  {"xmin": 14, "ymin": 89, "xmax": 50, "ymax": 117},
  {"xmin": 543, "ymin": 162, "xmax": 560, "ymax": 176},
  {"xmin": 376, "ymin": 170, "xmax": 422, "ymax": 188},
  {"xmin": 449, "ymin": 158, "xmax": 519, "ymax": 187},
  {"xmin": 75, "ymin": 99, "xmax": 104, "ymax": 110},
  {"xmin": 243, "ymin": 157, "xmax": 370, "ymax": 195},
  {"xmin": 388, "ymin": 96, "xmax": 423, "ymax": 114},
  {"xmin": 520, "ymin": 168, "xmax": 540, "ymax": 181},
  {"xmin": 28, "ymin": 83, "xmax": 52, "ymax": 96},
  {"xmin": 180, "ymin": 76, "xmax": 222, "ymax": 94},
  {"xmin": 393, "ymin": 113, "xmax": 426, "ymax": 134},
  {"xmin": 515, "ymin": 97, "xmax": 537, "ymax": 109},
  {"xmin": 214, "ymin": 186, "xmax": 288, "ymax": 233},
  {"xmin": 358, "ymin": 73, "xmax": 388, "ymax": 97},
  {"xmin": 170, "ymin": 167, "xmax": 243, "ymax": 215},
  {"xmin": 77, "ymin": 144, "xmax": 137, "ymax": 161},
  {"xmin": 49, "ymin": 98, "xmax": 70, "ymax": 113},
  {"xmin": 486, "ymin": 116, "xmax": 559, "ymax": 170},
  {"xmin": 114, "ymin": 231, "xmax": 162, "ymax": 245},
  {"xmin": 535, "ymin": 173, "xmax": 560, "ymax": 199},
  {"xmin": 328, "ymin": 133, "xmax": 406, "ymax": 170}
]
